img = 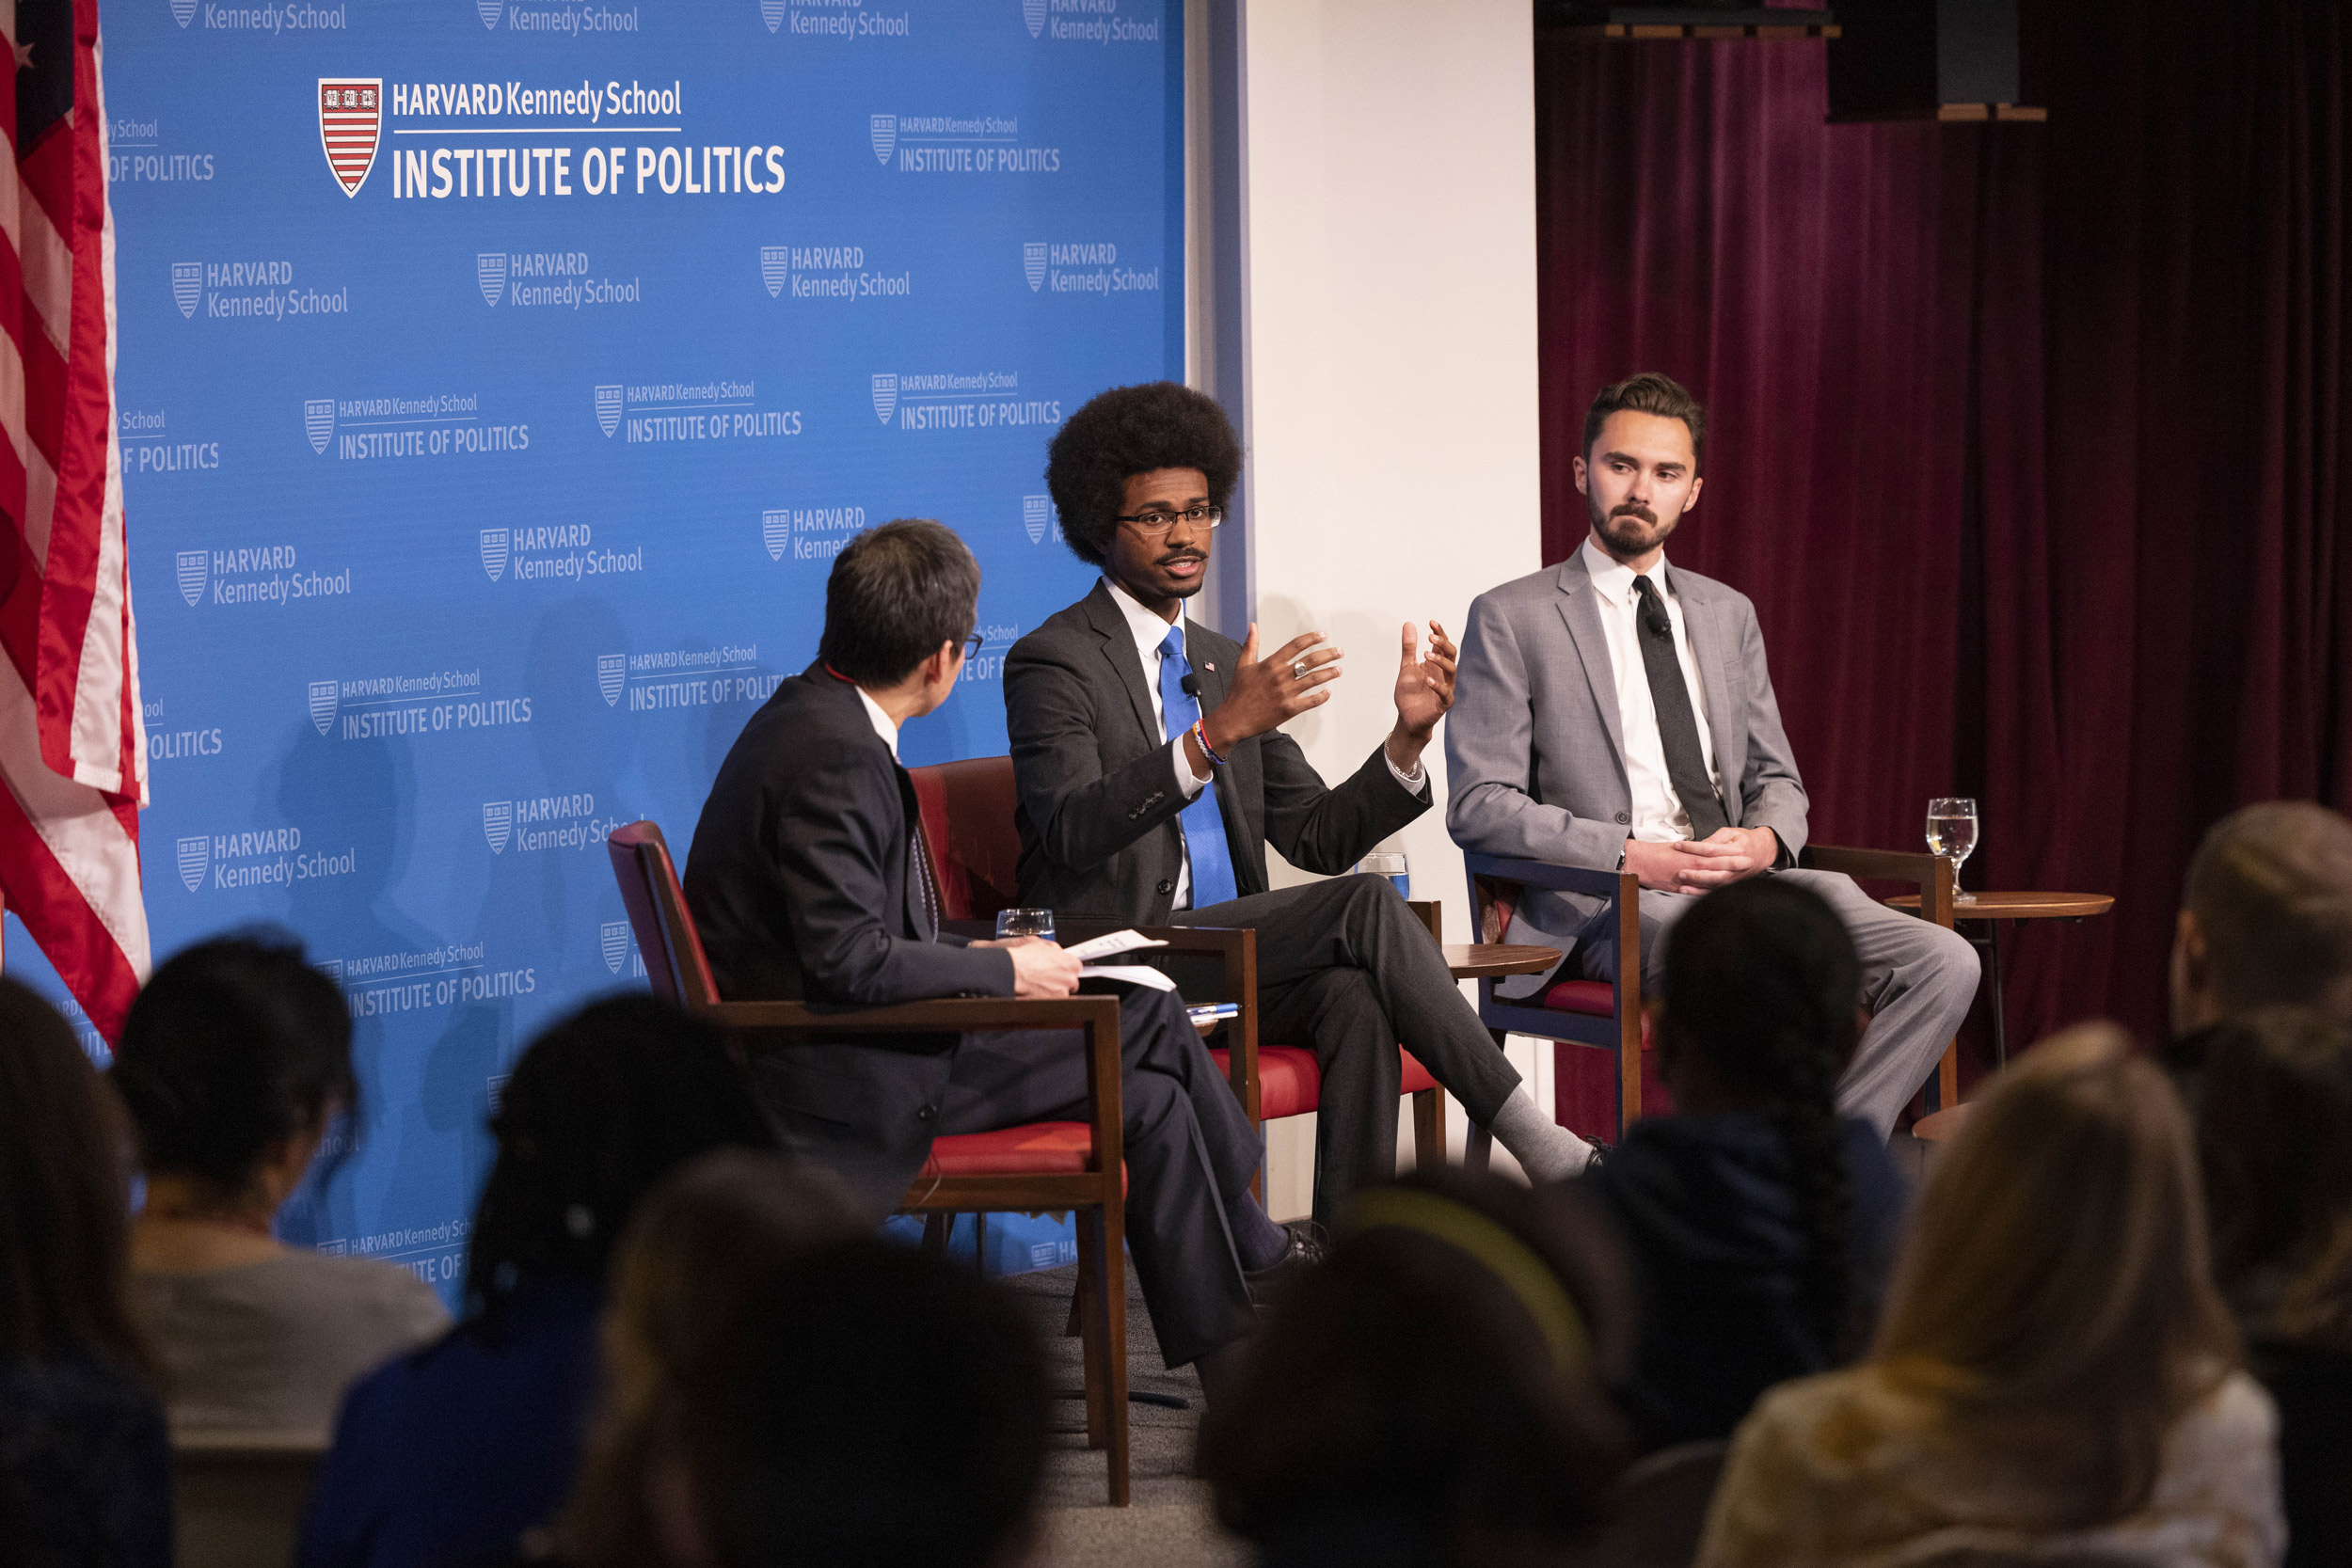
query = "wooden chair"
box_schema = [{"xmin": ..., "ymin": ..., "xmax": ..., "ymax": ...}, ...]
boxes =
[
  {"xmin": 907, "ymin": 755, "xmax": 1455, "ymax": 1186},
  {"xmin": 172, "ymin": 1433, "xmax": 325, "ymax": 1568},
  {"xmin": 1466, "ymin": 845, "xmax": 1963, "ymax": 1146},
  {"xmin": 606, "ymin": 821, "xmax": 1136, "ymax": 1505}
]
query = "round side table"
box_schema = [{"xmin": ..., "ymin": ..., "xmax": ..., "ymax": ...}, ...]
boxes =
[{"xmin": 1884, "ymin": 892, "xmax": 2115, "ymax": 1069}]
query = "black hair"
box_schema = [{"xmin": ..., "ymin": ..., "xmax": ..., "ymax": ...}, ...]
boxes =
[
  {"xmin": 1044, "ymin": 380, "xmax": 1243, "ymax": 568},
  {"xmin": 687, "ymin": 1237, "xmax": 1050, "ymax": 1568},
  {"xmin": 109, "ymin": 934, "xmax": 357, "ymax": 1195},
  {"xmin": 463, "ymin": 995, "xmax": 773, "ymax": 1330},
  {"xmin": 2197, "ymin": 1006, "xmax": 2352, "ymax": 1338},
  {"xmin": 1583, "ymin": 372, "xmax": 1707, "ymax": 471},
  {"xmin": 815, "ymin": 519, "xmax": 979, "ymax": 686},
  {"xmin": 0, "ymin": 978, "xmax": 154, "ymax": 1379},
  {"xmin": 1660, "ymin": 878, "xmax": 1861, "ymax": 1354},
  {"xmin": 1201, "ymin": 1169, "xmax": 1633, "ymax": 1561}
]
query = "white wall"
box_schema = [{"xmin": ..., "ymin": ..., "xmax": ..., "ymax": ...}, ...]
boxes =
[{"xmin": 1224, "ymin": 0, "xmax": 1547, "ymax": 1217}]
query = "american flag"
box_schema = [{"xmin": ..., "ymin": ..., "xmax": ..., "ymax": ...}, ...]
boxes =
[{"xmin": 0, "ymin": 0, "xmax": 150, "ymax": 1042}]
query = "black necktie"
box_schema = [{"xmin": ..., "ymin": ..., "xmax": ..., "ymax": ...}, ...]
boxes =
[
  {"xmin": 1630, "ymin": 575, "xmax": 1729, "ymax": 841},
  {"xmin": 898, "ymin": 766, "xmax": 941, "ymax": 940}
]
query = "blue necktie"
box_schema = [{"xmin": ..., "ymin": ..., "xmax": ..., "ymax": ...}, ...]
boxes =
[{"xmin": 1158, "ymin": 626, "xmax": 1239, "ymax": 910}]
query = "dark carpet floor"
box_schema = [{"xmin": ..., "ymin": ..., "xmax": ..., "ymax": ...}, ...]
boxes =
[{"xmin": 1001, "ymin": 1259, "xmax": 1248, "ymax": 1568}]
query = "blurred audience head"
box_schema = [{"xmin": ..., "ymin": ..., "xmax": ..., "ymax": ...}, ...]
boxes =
[
  {"xmin": 565, "ymin": 1153, "xmax": 1034, "ymax": 1568},
  {"xmin": 108, "ymin": 934, "xmax": 354, "ymax": 1219},
  {"xmin": 2196, "ymin": 1006, "xmax": 2352, "ymax": 1348},
  {"xmin": 0, "ymin": 979, "xmax": 151, "ymax": 1377},
  {"xmin": 1200, "ymin": 1169, "xmax": 1634, "ymax": 1568},
  {"xmin": 1874, "ymin": 1023, "xmax": 2236, "ymax": 1528},
  {"xmin": 1658, "ymin": 877, "xmax": 1864, "ymax": 1350},
  {"xmin": 1045, "ymin": 380, "xmax": 1242, "ymax": 571},
  {"xmin": 464, "ymin": 995, "xmax": 781, "ymax": 1331},
  {"xmin": 2173, "ymin": 801, "xmax": 2352, "ymax": 1035}
]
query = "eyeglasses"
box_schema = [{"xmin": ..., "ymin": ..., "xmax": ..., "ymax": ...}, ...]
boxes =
[
  {"xmin": 961, "ymin": 634, "xmax": 985, "ymax": 661},
  {"xmin": 1112, "ymin": 504, "xmax": 1224, "ymax": 538}
]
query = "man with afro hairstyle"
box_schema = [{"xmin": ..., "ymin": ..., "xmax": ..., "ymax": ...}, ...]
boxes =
[{"xmin": 1005, "ymin": 382, "xmax": 1594, "ymax": 1235}]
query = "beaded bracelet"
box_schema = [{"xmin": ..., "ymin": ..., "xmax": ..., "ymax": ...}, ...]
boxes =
[{"xmin": 1190, "ymin": 718, "xmax": 1228, "ymax": 769}]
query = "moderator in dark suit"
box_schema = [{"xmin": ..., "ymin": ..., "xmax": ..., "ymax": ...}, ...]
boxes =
[
  {"xmin": 1006, "ymin": 581, "xmax": 1527, "ymax": 1229},
  {"xmin": 685, "ymin": 660, "xmax": 1259, "ymax": 1369}
]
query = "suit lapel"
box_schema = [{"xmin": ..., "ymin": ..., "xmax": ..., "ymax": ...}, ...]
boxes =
[
  {"xmin": 1668, "ymin": 566, "xmax": 1744, "ymax": 815},
  {"xmin": 1082, "ymin": 582, "xmax": 1164, "ymax": 746},
  {"xmin": 1552, "ymin": 557, "xmax": 1628, "ymax": 776}
]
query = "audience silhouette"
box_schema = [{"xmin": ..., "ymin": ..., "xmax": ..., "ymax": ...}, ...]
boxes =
[
  {"xmin": 110, "ymin": 936, "xmax": 447, "ymax": 1438},
  {"xmin": 298, "ymin": 997, "xmax": 805, "ymax": 1568},
  {"xmin": 2197, "ymin": 1007, "xmax": 2352, "ymax": 1568},
  {"xmin": 553, "ymin": 1154, "xmax": 1047, "ymax": 1568},
  {"xmin": 0, "ymin": 976, "xmax": 171, "ymax": 1568},
  {"xmin": 1200, "ymin": 1169, "xmax": 1634, "ymax": 1568},
  {"xmin": 1698, "ymin": 1025, "xmax": 2283, "ymax": 1567},
  {"xmin": 1584, "ymin": 877, "xmax": 1906, "ymax": 1451}
]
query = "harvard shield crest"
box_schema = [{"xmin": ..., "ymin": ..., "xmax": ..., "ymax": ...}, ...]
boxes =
[{"xmin": 317, "ymin": 79, "xmax": 383, "ymax": 198}]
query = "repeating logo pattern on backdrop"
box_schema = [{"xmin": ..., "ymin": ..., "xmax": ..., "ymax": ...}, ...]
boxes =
[{"xmin": 106, "ymin": 0, "xmax": 1182, "ymax": 1303}]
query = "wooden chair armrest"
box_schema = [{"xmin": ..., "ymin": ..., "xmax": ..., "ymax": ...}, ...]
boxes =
[
  {"xmin": 1801, "ymin": 843, "xmax": 1958, "ymax": 927},
  {"xmin": 1461, "ymin": 851, "xmax": 1630, "ymax": 901},
  {"xmin": 693, "ymin": 995, "xmax": 1123, "ymax": 1035}
]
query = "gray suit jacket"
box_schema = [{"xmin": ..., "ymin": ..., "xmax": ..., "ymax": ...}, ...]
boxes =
[
  {"xmin": 1007, "ymin": 581, "xmax": 1428, "ymax": 922},
  {"xmin": 1444, "ymin": 551, "xmax": 1809, "ymax": 950}
]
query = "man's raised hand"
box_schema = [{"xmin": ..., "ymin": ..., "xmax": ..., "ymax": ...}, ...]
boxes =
[
  {"xmin": 1391, "ymin": 620, "xmax": 1458, "ymax": 740},
  {"xmin": 1200, "ymin": 622, "xmax": 1343, "ymax": 754}
]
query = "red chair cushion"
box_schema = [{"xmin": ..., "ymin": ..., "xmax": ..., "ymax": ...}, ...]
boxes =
[
  {"xmin": 920, "ymin": 1121, "xmax": 1097, "ymax": 1178},
  {"xmin": 906, "ymin": 756, "xmax": 1023, "ymax": 923},
  {"xmin": 1541, "ymin": 978, "xmax": 1616, "ymax": 1017},
  {"xmin": 1212, "ymin": 1046, "xmax": 1440, "ymax": 1120}
]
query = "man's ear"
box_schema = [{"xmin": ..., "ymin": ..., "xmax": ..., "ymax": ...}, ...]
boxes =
[
  {"xmin": 1571, "ymin": 453, "xmax": 1589, "ymax": 497},
  {"xmin": 2169, "ymin": 908, "xmax": 2214, "ymax": 1033},
  {"xmin": 1685, "ymin": 473, "xmax": 1703, "ymax": 512}
]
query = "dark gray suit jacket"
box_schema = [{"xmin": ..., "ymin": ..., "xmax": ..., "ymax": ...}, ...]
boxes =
[
  {"xmin": 1006, "ymin": 581, "xmax": 1428, "ymax": 922},
  {"xmin": 1445, "ymin": 552, "xmax": 1810, "ymax": 950}
]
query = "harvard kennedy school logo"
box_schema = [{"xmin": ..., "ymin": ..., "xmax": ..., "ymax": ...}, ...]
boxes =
[{"xmin": 318, "ymin": 79, "xmax": 383, "ymax": 198}]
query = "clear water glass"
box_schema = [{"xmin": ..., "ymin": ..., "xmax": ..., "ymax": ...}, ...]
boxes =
[
  {"xmin": 994, "ymin": 907, "xmax": 1057, "ymax": 942},
  {"xmin": 1358, "ymin": 851, "xmax": 1410, "ymax": 899},
  {"xmin": 1926, "ymin": 798, "xmax": 1979, "ymax": 902}
]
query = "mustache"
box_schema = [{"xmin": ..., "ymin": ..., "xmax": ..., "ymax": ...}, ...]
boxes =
[
  {"xmin": 1156, "ymin": 549, "xmax": 1207, "ymax": 567},
  {"xmin": 1610, "ymin": 502, "xmax": 1659, "ymax": 526}
]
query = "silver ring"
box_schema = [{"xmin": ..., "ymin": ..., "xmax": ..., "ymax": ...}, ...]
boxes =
[{"xmin": 1291, "ymin": 659, "xmax": 1308, "ymax": 681}]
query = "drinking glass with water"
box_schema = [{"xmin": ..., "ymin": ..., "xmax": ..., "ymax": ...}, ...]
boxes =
[
  {"xmin": 1358, "ymin": 852, "xmax": 1410, "ymax": 899},
  {"xmin": 994, "ymin": 907, "xmax": 1057, "ymax": 942},
  {"xmin": 1926, "ymin": 798, "xmax": 1979, "ymax": 903}
]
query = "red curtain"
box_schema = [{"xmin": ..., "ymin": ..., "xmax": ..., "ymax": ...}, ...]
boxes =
[{"xmin": 1535, "ymin": 2, "xmax": 2350, "ymax": 1079}]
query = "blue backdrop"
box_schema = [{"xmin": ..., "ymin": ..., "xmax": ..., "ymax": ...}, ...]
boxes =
[{"xmin": 6, "ymin": 0, "xmax": 1183, "ymax": 1302}]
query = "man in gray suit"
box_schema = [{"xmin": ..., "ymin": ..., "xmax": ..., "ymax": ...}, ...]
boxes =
[
  {"xmin": 1006, "ymin": 382, "xmax": 1593, "ymax": 1231},
  {"xmin": 1445, "ymin": 372, "xmax": 1977, "ymax": 1134}
]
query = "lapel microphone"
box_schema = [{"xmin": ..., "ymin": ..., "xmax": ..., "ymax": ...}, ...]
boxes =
[{"xmin": 1181, "ymin": 673, "xmax": 1200, "ymax": 699}]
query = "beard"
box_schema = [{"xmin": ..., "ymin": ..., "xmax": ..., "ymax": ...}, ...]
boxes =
[{"xmin": 1589, "ymin": 493, "xmax": 1677, "ymax": 559}]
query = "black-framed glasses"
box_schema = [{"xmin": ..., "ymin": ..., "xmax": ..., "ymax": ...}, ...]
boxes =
[
  {"xmin": 961, "ymin": 634, "xmax": 986, "ymax": 661},
  {"xmin": 1112, "ymin": 504, "xmax": 1223, "ymax": 538}
]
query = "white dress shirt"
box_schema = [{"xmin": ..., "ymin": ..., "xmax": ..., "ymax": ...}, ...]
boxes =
[
  {"xmin": 1100, "ymin": 578, "xmax": 1423, "ymax": 911},
  {"xmin": 1579, "ymin": 537, "xmax": 1724, "ymax": 844},
  {"xmin": 853, "ymin": 685, "xmax": 899, "ymax": 759}
]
